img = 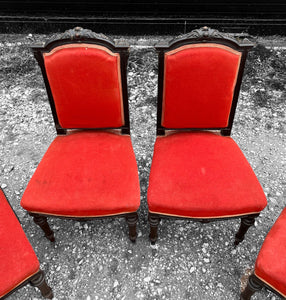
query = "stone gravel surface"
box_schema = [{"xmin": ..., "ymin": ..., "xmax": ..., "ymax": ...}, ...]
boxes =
[{"xmin": 0, "ymin": 32, "xmax": 285, "ymax": 300}]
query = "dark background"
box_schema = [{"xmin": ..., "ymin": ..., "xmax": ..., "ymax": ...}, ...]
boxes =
[{"xmin": 0, "ymin": 0, "xmax": 285, "ymax": 34}]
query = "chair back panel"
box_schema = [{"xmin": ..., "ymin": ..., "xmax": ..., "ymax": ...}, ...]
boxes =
[
  {"xmin": 162, "ymin": 43, "xmax": 241, "ymax": 128},
  {"xmin": 43, "ymin": 44, "xmax": 124, "ymax": 128}
]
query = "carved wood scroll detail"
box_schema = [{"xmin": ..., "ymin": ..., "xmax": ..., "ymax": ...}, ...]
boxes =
[
  {"xmin": 45, "ymin": 26, "xmax": 113, "ymax": 46},
  {"xmin": 170, "ymin": 26, "xmax": 252, "ymax": 46}
]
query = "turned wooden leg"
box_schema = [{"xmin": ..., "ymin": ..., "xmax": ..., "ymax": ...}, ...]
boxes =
[
  {"xmin": 126, "ymin": 212, "xmax": 138, "ymax": 242},
  {"xmin": 30, "ymin": 270, "xmax": 53, "ymax": 299},
  {"xmin": 240, "ymin": 274, "xmax": 262, "ymax": 300},
  {"xmin": 148, "ymin": 213, "xmax": 160, "ymax": 244},
  {"xmin": 30, "ymin": 213, "xmax": 55, "ymax": 242},
  {"xmin": 235, "ymin": 214, "xmax": 259, "ymax": 245}
]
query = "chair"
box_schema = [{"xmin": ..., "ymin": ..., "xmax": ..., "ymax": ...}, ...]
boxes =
[
  {"xmin": 20, "ymin": 27, "xmax": 140, "ymax": 243},
  {"xmin": 0, "ymin": 188, "xmax": 53, "ymax": 299},
  {"xmin": 147, "ymin": 26, "xmax": 267, "ymax": 244},
  {"xmin": 241, "ymin": 207, "xmax": 286, "ymax": 299}
]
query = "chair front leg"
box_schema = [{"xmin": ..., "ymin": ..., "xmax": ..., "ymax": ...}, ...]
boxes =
[
  {"xmin": 235, "ymin": 214, "xmax": 259, "ymax": 245},
  {"xmin": 30, "ymin": 213, "xmax": 55, "ymax": 242},
  {"xmin": 148, "ymin": 213, "xmax": 160, "ymax": 244},
  {"xmin": 126, "ymin": 212, "xmax": 138, "ymax": 242},
  {"xmin": 240, "ymin": 274, "xmax": 262, "ymax": 300},
  {"xmin": 30, "ymin": 270, "xmax": 53, "ymax": 299}
]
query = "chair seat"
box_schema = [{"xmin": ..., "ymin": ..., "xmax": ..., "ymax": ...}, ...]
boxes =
[
  {"xmin": 255, "ymin": 207, "xmax": 286, "ymax": 297},
  {"xmin": 0, "ymin": 189, "xmax": 40, "ymax": 298},
  {"xmin": 147, "ymin": 132, "xmax": 267, "ymax": 218},
  {"xmin": 21, "ymin": 131, "xmax": 140, "ymax": 217}
]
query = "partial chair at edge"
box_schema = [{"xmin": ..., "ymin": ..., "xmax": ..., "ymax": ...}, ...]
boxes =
[
  {"xmin": 0, "ymin": 188, "xmax": 53, "ymax": 299},
  {"xmin": 147, "ymin": 26, "xmax": 267, "ymax": 245},
  {"xmin": 20, "ymin": 27, "xmax": 140, "ymax": 243},
  {"xmin": 241, "ymin": 207, "xmax": 286, "ymax": 300}
]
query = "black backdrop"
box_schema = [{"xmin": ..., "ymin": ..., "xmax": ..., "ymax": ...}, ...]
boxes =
[{"xmin": 0, "ymin": 0, "xmax": 285, "ymax": 34}]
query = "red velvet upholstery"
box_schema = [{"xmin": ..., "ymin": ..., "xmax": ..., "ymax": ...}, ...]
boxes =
[
  {"xmin": 44, "ymin": 44, "xmax": 124, "ymax": 128},
  {"xmin": 255, "ymin": 207, "xmax": 286, "ymax": 297},
  {"xmin": 0, "ymin": 189, "xmax": 40, "ymax": 298},
  {"xmin": 162, "ymin": 44, "xmax": 241, "ymax": 128},
  {"xmin": 21, "ymin": 131, "xmax": 140, "ymax": 217},
  {"xmin": 147, "ymin": 132, "xmax": 267, "ymax": 218}
]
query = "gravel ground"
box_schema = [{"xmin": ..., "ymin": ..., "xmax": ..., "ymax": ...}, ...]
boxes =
[{"xmin": 0, "ymin": 32, "xmax": 285, "ymax": 300}]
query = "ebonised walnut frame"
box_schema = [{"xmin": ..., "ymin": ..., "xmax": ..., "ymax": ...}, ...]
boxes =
[
  {"xmin": 28, "ymin": 27, "xmax": 138, "ymax": 243},
  {"xmin": 0, "ymin": 188, "xmax": 53, "ymax": 299},
  {"xmin": 149, "ymin": 26, "xmax": 258, "ymax": 245},
  {"xmin": 241, "ymin": 273, "xmax": 286, "ymax": 300}
]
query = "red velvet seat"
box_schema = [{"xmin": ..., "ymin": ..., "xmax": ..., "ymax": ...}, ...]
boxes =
[
  {"xmin": 241, "ymin": 207, "xmax": 286, "ymax": 299},
  {"xmin": 148, "ymin": 132, "xmax": 267, "ymax": 218},
  {"xmin": 255, "ymin": 207, "xmax": 286, "ymax": 296},
  {"xmin": 147, "ymin": 27, "xmax": 267, "ymax": 245},
  {"xmin": 0, "ymin": 189, "xmax": 52, "ymax": 299},
  {"xmin": 20, "ymin": 27, "xmax": 140, "ymax": 242},
  {"xmin": 21, "ymin": 131, "xmax": 140, "ymax": 217}
]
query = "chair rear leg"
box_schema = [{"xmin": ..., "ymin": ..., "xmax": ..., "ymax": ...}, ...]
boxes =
[
  {"xmin": 240, "ymin": 274, "xmax": 262, "ymax": 300},
  {"xmin": 148, "ymin": 213, "xmax": 160, "ymax": 244},
  {"xmin": 31, "ymin": 213, "xmax": 55, "ymax": 242},
  {"xmin": 30, "ymin": 270, "xmax": 53, "ymax": 299},
  {"xmin": 235, "ymin": 214, "xmax": 259, "ymax": 245},
  {"xmin": 126, "ymin": 212, "xmax": 138, "ymax": 242}
]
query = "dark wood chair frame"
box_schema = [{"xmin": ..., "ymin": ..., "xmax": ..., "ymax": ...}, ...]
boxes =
[
  {"xmin": 28, "ymin": 27, "xmax": 138, "ymax": 243},
  {"xmin": 0, "ymin": 188, "xmax": 53, "ymax": 299},
  {"xmin": 241, "ymin": 273, "xmax": 286, "ymax": 300},
  {"xmin": 149, "ymin": 26, "xmax": 258, "ymax": 245}
]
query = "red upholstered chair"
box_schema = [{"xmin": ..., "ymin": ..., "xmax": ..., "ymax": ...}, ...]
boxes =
[
  {"xmin": 147, "ymin": 27, "xmax": 267, "ymax": 244},
  {"xmin": 20, "ymin": 27, "xmax": 140, "ymax": 242},
  {"xmin": 0, "ymin": 188, "xmax": 53, "ymax": 299},
  {"xmin": 241, "ymin": 207, "xmax": 286, "ymax": 299}
]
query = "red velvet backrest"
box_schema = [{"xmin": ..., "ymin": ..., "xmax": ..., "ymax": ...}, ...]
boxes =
[
  {"xmin": 162, "ymin": 43, "xmax": 242, "ymax": 128},
  {"xmin": 43, "ymin": 44, "xmax": 124, "ymax": 128}
]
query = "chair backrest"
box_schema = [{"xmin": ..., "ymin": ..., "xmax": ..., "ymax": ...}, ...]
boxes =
[
  {"xmin": 32, "ymin": 27, "xmax": 130, "ymax": 134},
  {"xmin": 155, "ymin": 26, "xmax": 253, "ymax": 136}
]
